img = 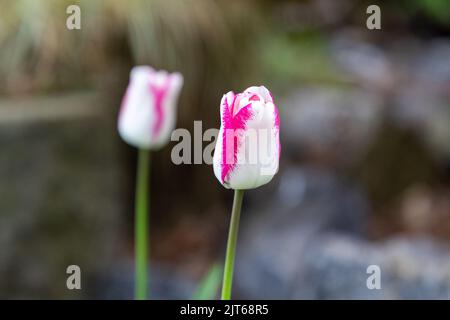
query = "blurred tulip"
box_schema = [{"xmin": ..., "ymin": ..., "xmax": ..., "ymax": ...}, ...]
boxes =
[
  {"xmin": 118, "ymin": 66, "xmax": 183, "ymax": 149},
  {"xmin": 118, "ymin": 66, "xmax": 183, "ymax": 300}
]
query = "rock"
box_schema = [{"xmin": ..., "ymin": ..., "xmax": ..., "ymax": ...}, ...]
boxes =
[
  {"xmin": 414, "ymin": 39, "xmax": 450, "ymax": 85},
  {"xmin": 299, "ymin": 236, "xmax": 450, "ymax": 299},
  {"xmin": 234, "ymin": 167, "xmax": 450, "ymax": 299},
  {"xmin": 236, "ymin": 230, "xmax": 450, "ymax": 299},
  {"xmin": 330, "ymin": 32, "xmax": 395, "ymax": 90},
  {"xmin": 281, "ymin": 87, "xmax": 383, "ymax": 166},
  {"xmin": 397, "ymin": 185, "xmax": 450, "ymax": 241},
  {"xmin": 93, "ymin": 262, "xmax": 195, "ymax": 300},
  {"xmin": 390, "ymin": 39, "xmax": 450, "ymax": 161},
  {"xmin": 235, "ymin": 167, "xmax": 369, "ymax": 299}
]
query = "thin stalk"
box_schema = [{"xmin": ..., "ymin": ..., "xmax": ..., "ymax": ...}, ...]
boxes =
[
  {"xmin": 135, "ymin": 149, "xmax": 150, "ymax": 300},
  {"xmin": 221, "ymin": 189, "xmax": 245, "ymax": 300}
]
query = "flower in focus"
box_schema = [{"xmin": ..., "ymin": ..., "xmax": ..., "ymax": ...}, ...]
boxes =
[
  {"xmin": 213, "ymin": 86, "xmax": 280, "ymax": 190},
  {"xmin": 118, "ymin": 66, "xmax": 183, "ymax": 149}
]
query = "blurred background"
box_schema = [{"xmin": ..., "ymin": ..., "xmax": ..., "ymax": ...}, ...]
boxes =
[{"xmin": 0, "ymin": 0, "xmax": 449, "ymax": 299}]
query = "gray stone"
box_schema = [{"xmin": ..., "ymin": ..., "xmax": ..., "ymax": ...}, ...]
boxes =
[
  {"xmin": 330, "ymin": 31, "xmax": 394, "ymax": 89},
  {"xmin": 93, "ymin": 262, "xmax": 196, "ymax": 300},
  {"xmin": 299, "ymin": 236, "xmax": 450, "ymax": 299},
  {"xmin": 281, "ymin": 87, "xmax": 383, "ymax": 166},
  {"xmin": 234, "ymin": 167, "xmax": 450, "ymax": 299},
  {"xmin": 235, "ymin": 167, "xmax": 369, "ymax": 299}
]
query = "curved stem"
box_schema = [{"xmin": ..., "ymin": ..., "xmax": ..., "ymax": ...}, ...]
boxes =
[
  {"xmin": 221, "ymin": 189, "xmax": 245, "ymax": 300},
  {"xmin": 135, "ymin": 149, "xmax": 150, "ymax": 300}
]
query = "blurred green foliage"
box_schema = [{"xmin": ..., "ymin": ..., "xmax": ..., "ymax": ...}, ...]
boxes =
[
  {"xmin": 2, "ymin": 0, "xmax": 448, "ymax": 96},
  {"xmin": 0, "ymin": 0, "xmax": 261, "ymax": 95},
  {"xmin": 192, "ymin": 263, "xmax": 222, "ymax": 300},
  {"xmin": 406, "ymin": 0, "xmax": 450, "ymax": 24},
  {"xmin": 259, "ymin": 31, "xmax": 344, "ymax": 93}
]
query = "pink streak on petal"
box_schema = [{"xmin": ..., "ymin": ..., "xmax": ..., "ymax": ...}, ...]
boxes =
[
  {"xmin": 149, "ymin": 76, "xmax": 172, "ymax": 138},
  {"xmin": 221, "ymin": 98, "xmax": 232, "ymax": 183},
  {"xmin": 249, "ymin": 94, "xmax": 260, "ymax": 101},
  {"xmin": 274, "ymin": 104, "xmax": 280, "ymax": 129},
  {"xmin": 274, "ymin": 104, "xmax": 281, "ymax": 157},
  {"xmin": 220, "ymin": 99, "xmax": 252, "ymax": 184}
]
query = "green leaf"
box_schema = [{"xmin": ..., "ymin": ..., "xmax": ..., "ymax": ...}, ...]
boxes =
[{"xmin": 192, "ymin": 263, "xmax": 223, "ymax": 300}]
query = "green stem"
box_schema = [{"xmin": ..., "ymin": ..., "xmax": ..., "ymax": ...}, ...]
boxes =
[
  {"xmin": 135, "ymin": 149, "xmax": 150, "ymax": 300},
  {"xmin": 221, "ymin": 189, "xmax": 245, "ymax": 300}
]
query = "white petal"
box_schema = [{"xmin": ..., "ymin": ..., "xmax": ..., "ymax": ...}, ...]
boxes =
[
  {"xmin": 244, "ymin": 85, "xmax": 273, "ymax": 103},
  {"xmin": 131, "ymin": 66, "xmax": 154, "ymax": 82}
]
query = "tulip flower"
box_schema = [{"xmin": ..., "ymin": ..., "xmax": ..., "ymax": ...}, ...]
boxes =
[
  {"xmin": 213, "ymin": 86, "xmax": 280, "ymax": 189},
  {"xmin": 212, "ymin": 85, "xmax": 280, "ymax": 300},
  {"xmin": 118, "ymin": 66, "xmax": 184, "ymax": 150},
  {"xmin": 118, "ymin": 66, "xmax": 183, "ymax": 300}
]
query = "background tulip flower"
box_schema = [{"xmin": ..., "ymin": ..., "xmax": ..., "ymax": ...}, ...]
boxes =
[
  {"xmin": 213, "ymin": 85, "xmax": 280, "ymax": 300},
  {"xmin": 118, "ymin": 66, "xmax": 183, "ymax": 300},
  {"xmin": 118, "ymin": 66, "xmax": 183, "ymax": 150}
]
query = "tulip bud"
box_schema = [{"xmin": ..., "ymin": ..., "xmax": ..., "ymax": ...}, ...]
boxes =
[
  {"xmin": 213, "ymin": 86, "xmax": 280, "ymax": 190},
  {"xmin": 118, "ymin": 66, "xmax": 183, "ymax": 149}
]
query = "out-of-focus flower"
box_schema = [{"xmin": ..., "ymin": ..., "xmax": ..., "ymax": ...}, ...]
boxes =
[
  {"xmin": 118, "ymin": 66, "xmax": 183, "ymax": 149},
  {"xmin": 213, "ymin": 86, "xmax": 280, "ymax": 190}
]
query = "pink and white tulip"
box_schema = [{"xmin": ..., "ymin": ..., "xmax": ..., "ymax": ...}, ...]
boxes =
[
  {"xmin": 213, "ymin": 86, "xmax": 280, "ymax": 190},
  {"xmin": 118, "ymin": 66, "xmax": 183, "ymax": 149}
]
